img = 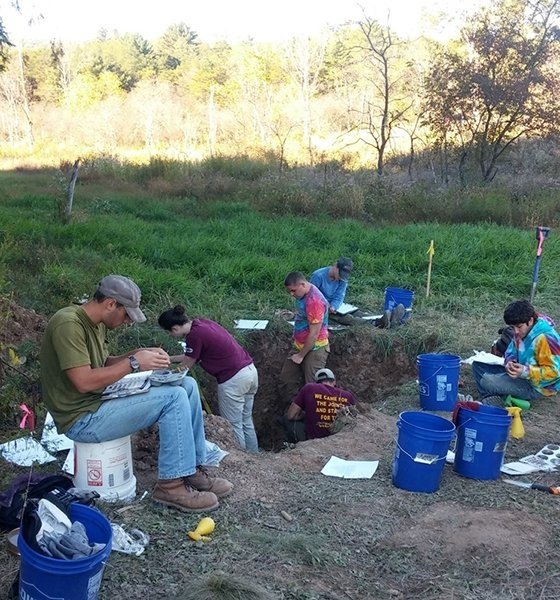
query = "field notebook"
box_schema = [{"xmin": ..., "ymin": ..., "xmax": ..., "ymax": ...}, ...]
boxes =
[
  {"xmin": 102, "ymin": 370, "xmax": 153, "ymax": 400},
  {"xmin": 336, "ymin": 302, "xmax": 359, "ymax": 315}
]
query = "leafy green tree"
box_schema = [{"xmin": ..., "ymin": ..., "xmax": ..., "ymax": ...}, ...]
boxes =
[
  {"xmin": 424, "ymin": 0, "xmax": 560, "ymax": 182},
  {"xmin": 73, "ymin": 33, "xmax": 155, "ymax": 93},
  {"xmin": 154, "ymin": 23, "xmax": 198, "ymax": 80},
  {"xmin": 23, "ymin": 45, "xmax": 61, "ymax": 102},
  {"xmin": 0, "ymin": 16, "xmax": 14, "ymax": 70}
]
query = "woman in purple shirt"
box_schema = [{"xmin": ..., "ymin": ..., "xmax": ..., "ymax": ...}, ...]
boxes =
[{"xmin": 158, "ymin": 305, "xmax": 259, "ymax": 453}]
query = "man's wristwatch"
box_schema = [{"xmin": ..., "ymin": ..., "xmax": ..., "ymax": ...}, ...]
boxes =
[{"xmin": 128, "ymin": 355, "xmax": 140, "ymax": 373}]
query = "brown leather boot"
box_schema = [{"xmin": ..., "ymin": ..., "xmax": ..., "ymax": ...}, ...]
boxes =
[
  {"xmin": 184, "ymin": 466, "xmax": 233, "ymax": 498},
  {"xmin": 153, "ymin": 478, "xmax": 219, "ymax": 512}
]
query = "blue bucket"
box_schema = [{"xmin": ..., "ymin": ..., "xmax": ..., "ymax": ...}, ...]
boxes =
[
  {"xmin": 384, "ymin": 287, "xmax": 414, "ymax": 322},
  {"xmin": 417, "ymin": 353, "xmax": 461, "ymax": 411},
  {"xmin": 392, "ymin": 411, "xmax": 456, "ymax": 493},
  {"xmin": 454, "ymin": 404, "xmax": 512, "ymax": 480},
  {"xmin": 19, "ymin": 503, "xmax": 112, "ymax": 600}
]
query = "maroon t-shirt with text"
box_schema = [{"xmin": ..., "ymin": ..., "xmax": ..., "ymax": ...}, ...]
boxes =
[
  {"xmin": 184, "ymin": 318, "xmax": 253, "ymax": 383},
  {"xmin": 293, "ymin": 382, "xmax": 356, "ymax": 439}
]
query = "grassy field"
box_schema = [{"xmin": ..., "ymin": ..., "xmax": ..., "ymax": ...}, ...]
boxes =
[
  {"xmin": 1, "ymin": 166, "xmax": 559, "ymax": 419},
  {"xmin": 1, "ymin": 166, "xmax": 560, "ymax": 599}
]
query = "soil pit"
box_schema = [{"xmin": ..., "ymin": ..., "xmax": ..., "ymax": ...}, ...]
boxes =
[{"xmin": 209, "ymin": 328, "xmax": 418, "ymax": 449}]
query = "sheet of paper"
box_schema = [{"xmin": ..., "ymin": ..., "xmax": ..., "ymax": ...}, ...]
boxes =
[
  {"xmin": 360, "ymin": 314, "xmax": 383, "ymax": 321},
  {"xmin": 328, "ymin": 324, "xmax": 350, "ymax": 331},
  {"xmin": 500, "ymin": 461, "xmax": 543, "ymax": 475},
  {"xmin": 102, "ymin": 370, "xmax": 153, "ymax": 399},
  {"xmin": 203, "ymin": 441, "xmax": 229, "ymax": 467},
  {"xmin": 62, "ymin": 444, "xmax": 74, "ymax": 475},
  {"xmin": 321, "ymin": 455, "xmax": 379, "ymax": 479},
  {"xmin": 0, "ymin": 436, "xmax": 57, "ymax": 466},
  {"xmin": 41, "ymin": 412, "xmax": 74, "ymax": 453},
  {"xmin": 336, "ymin": 303, "xmax": 359, "ymax": 315},
  {"xmin": 462, "ymin": 351, "xmax": 504, "ymax": 366},
  {"xmin": 234, "ymin": 319, "xmax": 269, "ymax": 330}
]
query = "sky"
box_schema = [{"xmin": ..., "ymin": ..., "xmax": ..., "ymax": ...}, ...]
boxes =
[{"xmin": 2, "ymin": 0, "xmax": 488, "ymax": 44}]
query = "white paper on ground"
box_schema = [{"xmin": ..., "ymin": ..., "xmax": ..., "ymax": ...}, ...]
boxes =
[
  {"xmin": 63, "ymin": 444, "xmax": 74, "ymax": 475},
  {"xmin": 321, "ymin": 455, "xmax": 379, "ymax": 479},
  {"xmin": 360, "ymin": 314, "xmax": 383, "ymax": 321},
  {"xmin": 203, "ymin": 440, "xmax": 229, "ymax": 467},
  {"xmin": 500, "ymin": 461, "xmax": 543, "ymax": 475},
  {"xmin": 234, "ymin": 319, "xmax": 269, "ymax": 330},
  {"xmin": 0, "ymin": 436, "xmax": 57, "ymax": 466},
  {"xmin": 335, "ymin": 303, "xmax": 359, "ymax": 315},
  {"xmin": 462, "ymin": 351, "xmax": 504, "ymax": 366},
  {"xmin": 328, "ymin": 323, "xmax": 350, "ymax": 331},
  {"xmin": 41, "ymin": 412, "xmax": 74, "ymax": 453}
]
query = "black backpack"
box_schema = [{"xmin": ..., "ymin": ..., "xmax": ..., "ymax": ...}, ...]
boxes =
[
  {"xmin": 491, "ymin": 326, "xmax": 514, "ymax": 357},
  {"xmin": 0, "ymin": 473, "xmax": 74, "ymax": 532}
]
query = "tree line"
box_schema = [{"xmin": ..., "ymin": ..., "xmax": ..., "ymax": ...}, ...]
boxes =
[{"xmin": 1, "ymin": 0, "xmax": 559, "ymax": 184}]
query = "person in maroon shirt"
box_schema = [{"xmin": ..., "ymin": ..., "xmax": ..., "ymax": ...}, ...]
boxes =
[
  {"xmin": 158, "ymin": 305, "xmax": 259, "ymax": 453},
  {"xmin": 281, "ymin": 368, "xmax": 356, "ymax": 442}
]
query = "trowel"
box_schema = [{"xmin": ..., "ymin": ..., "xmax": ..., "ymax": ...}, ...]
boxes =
[{"xmin": 503, "ymin": 479, "xmax": 560, "ymax": 494}]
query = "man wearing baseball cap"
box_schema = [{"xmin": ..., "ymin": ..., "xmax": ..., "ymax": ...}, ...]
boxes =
[
  {"xmin": 40, "ymin": 274, "xmax": 233, "ymax": 514},
  {"xmin": 281, "ymin": 368, "xmax": 356, "ymax": 443},
  {"xmin": 310, "ymin": 257, "xmax": 354, "ymax": 320}
]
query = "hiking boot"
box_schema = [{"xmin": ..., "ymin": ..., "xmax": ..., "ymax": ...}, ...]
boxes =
[
  {"xmin": 390, "ymin": 304, "xmax": 406, "ymax": 328},
  {"xmin": 376, "ymin": 310, "xmax": 391, "ymax": 329},
  {"xmin": 184, "ymin": 466, "xmax": 233, "ymax": 498},
  {"xmin": 153, "ymin": 478, "xmax": 219, "ymax": 513}
]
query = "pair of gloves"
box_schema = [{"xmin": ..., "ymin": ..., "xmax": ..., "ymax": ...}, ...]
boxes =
[{"xmin": 38, "ymin": 520, "xmax": 105, "ymax": 560}]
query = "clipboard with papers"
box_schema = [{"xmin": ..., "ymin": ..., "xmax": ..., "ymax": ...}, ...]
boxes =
[{"xmin": 102, "ymin": 371, "xmax": 153, "ymax": 399}]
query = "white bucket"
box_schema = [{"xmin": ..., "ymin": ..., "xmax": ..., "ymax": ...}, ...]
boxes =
[{"xmin": 73, "ymin": 435, "xmax": 136, "ymax": 502}]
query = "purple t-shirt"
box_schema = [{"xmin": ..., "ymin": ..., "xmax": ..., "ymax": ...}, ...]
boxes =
[
  {"xmin": 184, "ymin": 318, "xmax": 253, "ymax": 384},
  {"xmin": 293, "ymin": 382, "xmax": 356, "ymax": 439}
]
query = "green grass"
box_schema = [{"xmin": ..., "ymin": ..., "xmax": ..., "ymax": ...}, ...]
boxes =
[
  {"xmin": 1, "ymin": 166, "xmax": 560, "ymax": 425},
  {"xmin": 1, "ymin": 168, "xmax": 559, "ymax": 324}
]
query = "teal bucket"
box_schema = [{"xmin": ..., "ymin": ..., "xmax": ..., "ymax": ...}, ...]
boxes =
[
  {"xmin": 384, "ymin": 287, "xmax": 414, "ymax": 322},
  {"xmin": 417, "ymin": 353, "xmax": 461, "ymax": 411},
  {"xmin": 392, "ymin": 411, "xmax": 456, "ymax": 493},
  {"xmin": 453, "ymin": 404, "xmax": 512, "ymax": 480},
  {"xmin": 19, "ymin": 503, "xmax": 112, "ymax": 600}
]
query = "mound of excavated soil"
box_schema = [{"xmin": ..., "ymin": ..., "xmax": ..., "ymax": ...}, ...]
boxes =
[
  {"xmin": 387, "ymin": 501, "xmax": 549, "ymax": 570},
  {"xmin": 0, "ymin": 297, "xmax": 45, "ymax": 347}
]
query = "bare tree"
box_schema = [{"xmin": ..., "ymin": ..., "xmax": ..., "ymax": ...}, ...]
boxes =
[
  {"xmin": 344, "ymin": 15, "xmax": 416, "ymax": 176},
  {"xmin": 285, "ymin": 35, "xmax": 327, "ymax": 164}
]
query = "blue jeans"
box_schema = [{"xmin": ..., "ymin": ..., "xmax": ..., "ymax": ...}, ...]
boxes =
[
  {"xmin": 65, "ymin": 376, "xmax": 207, "ymax": 480},
  {"xmin": 217, "ymin": 364, "xmax": 259, "ymax": 453},
  {"xmin": 471, "ymin": 361, "xmax": 546, "ymax": 402}
]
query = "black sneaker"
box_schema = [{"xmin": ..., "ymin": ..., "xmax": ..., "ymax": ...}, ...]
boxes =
[
  {"xmin": 390, "ymin": 304, "xmax": 406, "ymax": 328},
  {"xmin": 482, "ymin": 395, "xmax": 505, "ymax": 407}
]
